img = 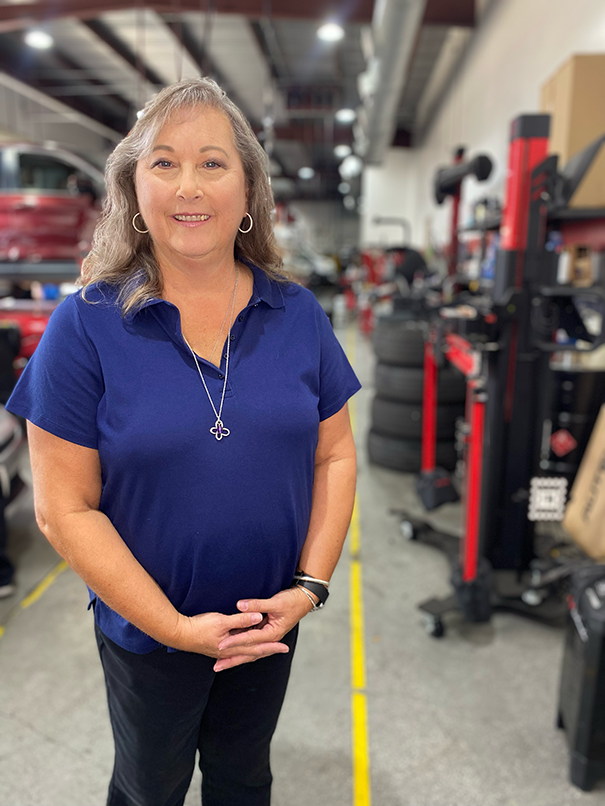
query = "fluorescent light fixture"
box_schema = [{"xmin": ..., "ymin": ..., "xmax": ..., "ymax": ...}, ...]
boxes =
[
  {"xmin": 317, "ymin": 23, "xmax": 344, "ymax": 42},
  {"xmin": 298, "ymin": 167, "xmax": 315, "ymax": 180},
  {"xmin": 339, "ymin": 154, "xmax": 363, "ymax": 180},
  {"xmin": 338, "ymin": 182, "xmax": 351, "ymax": 194},
  {"xmin": 24, "ymin": 30, "xmax": 54, "ymax": 49},
  {"xmin": 335, "ymin": 108, "xmax": 356, "ymax": 124},
  {"xmin": 334, "ymin": 144, "xmax": 352, "ymax": 160}
]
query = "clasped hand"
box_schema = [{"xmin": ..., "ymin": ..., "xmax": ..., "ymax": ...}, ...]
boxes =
[{"xmin": 174, "ymin": 587, "xmax": 314, "ymax": 671}]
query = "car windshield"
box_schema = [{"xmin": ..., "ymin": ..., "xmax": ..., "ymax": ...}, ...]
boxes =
[{"xmin": 19, "ymin": 153, "xmax": 74, "ymax": 191}]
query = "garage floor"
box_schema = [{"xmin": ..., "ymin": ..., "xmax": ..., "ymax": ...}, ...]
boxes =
[{"xmin": 1, "ymin": 324, "xmax": 604, "ymax": 806}]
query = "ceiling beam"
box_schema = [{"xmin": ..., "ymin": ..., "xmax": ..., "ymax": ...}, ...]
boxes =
[
  {"xmin": 160, "ymin": 15, "xmax": 254, "ymax": 121},
  {"xmin": 0, "ymin": 0, "xmax": 374, "ymax": 33},
  {"xmin": 0, "ymin": 32, "xmax": 130, "ymax": 132},
  {"xmin": 82, "ymin": 18, "xmax": 165, "ymax": 87},
  {"xmin": 258, "ymin": 122, "xmax": 353, "ymax": 144},
  {"xmin": 422, "ymin": 0, "xmax": 475, "ymax": 27}
]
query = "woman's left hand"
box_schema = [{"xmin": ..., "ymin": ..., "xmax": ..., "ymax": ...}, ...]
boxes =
[{"xmin": 213, "ymin": 587, "xmax": 314, "ymax": 671}]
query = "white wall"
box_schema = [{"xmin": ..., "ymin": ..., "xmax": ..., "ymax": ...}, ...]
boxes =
[
  {"xmin": 362, "ymin": 0, "xmax": 605, "ymax": 250},
  {"xmin": 361, "ymin": 148, "xmax": 419, "ymax": 246},
  {"xmin": 289, "ymin": 200, "xmax": 359, "ymax": 254}
]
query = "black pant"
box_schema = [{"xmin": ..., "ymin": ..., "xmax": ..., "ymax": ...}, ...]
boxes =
[
  {"xmin": 0, "ymin": 496, "xmax": 13, "ymax": 587},
  {"xmin": 95, "ymin": 621, "xmax": 298, "ymax": 806}
]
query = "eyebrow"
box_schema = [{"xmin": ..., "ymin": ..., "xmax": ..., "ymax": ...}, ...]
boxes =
[{"xmin": 151, "ymin": 144, "xmax": 229, "ymax": 156}]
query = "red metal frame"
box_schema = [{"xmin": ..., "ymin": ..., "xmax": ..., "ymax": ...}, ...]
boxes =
[
  {"xmin": 443, "ymin": 333, "xmax": 479, "ymax": 377},
  {"xmin": 461, "ymin": 385, "xmax": 486, "ymax": 582},
  {"xmin": 500, "ymin": 125, "xmax": 549, "ymax": 254},
  {"xmin": 421, "ymin": 338, "xmax": 438, "ymax": 473},
  {"xmin": 421, "ymin": 327, "xmax": 486, "ymax": 582}
]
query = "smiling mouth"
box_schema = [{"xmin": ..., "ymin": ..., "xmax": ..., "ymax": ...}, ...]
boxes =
[{"xmin": 173, "ymin": 214, "xmax": 211, "ymax": 222}]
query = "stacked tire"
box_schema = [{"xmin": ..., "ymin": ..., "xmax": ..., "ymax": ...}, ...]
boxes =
[{"xmin": 368, "ymin": 315, "xmax": 466, "ymax": 472}]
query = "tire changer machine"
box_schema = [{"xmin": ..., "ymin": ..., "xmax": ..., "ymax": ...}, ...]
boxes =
[{"xmin": 401, "ymin": 114, "xmax": 605, "ymax": 638}]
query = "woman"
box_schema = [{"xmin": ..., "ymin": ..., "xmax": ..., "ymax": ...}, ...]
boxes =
[{"xmin": 6, "ymin": 78, "xmax": 360, "ymax": 806}]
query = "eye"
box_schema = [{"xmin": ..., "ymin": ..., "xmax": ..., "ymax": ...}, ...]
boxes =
[
  {"xmin": 203, "ymin": 160, "xmax": 222, "ymax": 169},
  {"xmin": 151, "ymin": 159, "xmax": 173, "ymax": 169}
]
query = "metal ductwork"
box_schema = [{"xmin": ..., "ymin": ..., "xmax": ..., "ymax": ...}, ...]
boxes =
[{"xmin": 362, "ymin": 0, "xmax": 426, "ymax": 165}]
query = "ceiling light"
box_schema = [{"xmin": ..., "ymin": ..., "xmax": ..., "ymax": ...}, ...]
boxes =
[
  {"xmin": 335, "ymin": 108, "xmax": 356, "ymax": 124},
  {"xmin": 24, "ymin": 30, "xmax": 54, "ymax": 49},
  {"xmin": 298, "ymin": 167, "xmax": 315, "ymax": 180},
  {"xmin": 339, "ymin": 154, "xmax": 363, "ymax": 180},
  {"xmin": 338, "ymin": 182, "xmax": 351, "ymax": 195},
  {"xmin": 334, "ymin": 144, "xmax": 352, "ymax": 160},
  {"xmin": 343, "ymin": 195, "xmax": 356, "ymax": 211},
  {"xmin": 317, "ymin": 23, "xmax": 344, "ymax": 42}
]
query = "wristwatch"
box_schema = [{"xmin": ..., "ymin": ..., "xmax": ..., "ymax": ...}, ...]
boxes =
[{"xmin": 292, "ymin": 578, "xmax": 330, "ymax": 608}]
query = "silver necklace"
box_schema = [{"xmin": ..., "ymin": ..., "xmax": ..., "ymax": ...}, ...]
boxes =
[
  {"xmin": 207, "ymin": 286, "xmax": 233, "ymax": 364},
  {"xmin": 183, "ymin": 267, "xmax": 239, "ymax": 441}
]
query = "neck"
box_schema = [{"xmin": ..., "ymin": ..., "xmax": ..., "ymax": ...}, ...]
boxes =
[{"xmin": 155, "ymin": 246, "xmax": 238, "ymax": 301}]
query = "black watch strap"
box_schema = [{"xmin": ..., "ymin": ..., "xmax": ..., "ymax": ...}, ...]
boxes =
[{"xmin": 293, "ymin": 578, "xmax": 330, "ymax": 607}]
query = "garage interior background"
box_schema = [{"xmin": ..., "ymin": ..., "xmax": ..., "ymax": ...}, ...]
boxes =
[{"xmin": 3, "ymin": 0, "xmax": 605, "ymax": 805}]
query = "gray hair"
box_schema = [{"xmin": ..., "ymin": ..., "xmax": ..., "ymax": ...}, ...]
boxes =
[{"xmin": 81, "ymin": 78, "xmax": 283, "ymax": 315}]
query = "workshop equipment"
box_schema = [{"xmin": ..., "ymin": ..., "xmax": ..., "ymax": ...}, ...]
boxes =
[
  {"xmin": 557, "ymin": 564, "xmax": 605, "ymax": 791},
  {"xmin": 434, "ymin": 148, "xmax": 493, "ymax": 276},
  {"xmin": 404, "ymin": 114, "xmax": 605, "ymax": 637}
]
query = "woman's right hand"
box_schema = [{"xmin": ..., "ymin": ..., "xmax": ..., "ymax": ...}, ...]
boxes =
[{"xmin": 173, "ymin": 611, "xmax": 290, "ymax": 668}]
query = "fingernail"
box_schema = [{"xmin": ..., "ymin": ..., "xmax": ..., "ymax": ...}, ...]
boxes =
[
  {"xmin": 251, "ymin": 612, "xmax": 262, "ymax": 623},
  {"xmin": 238, "ymin": 600, "xmax": 249, "ymax": 611},
  {"xmin": 214, "ymin": 662, "xmax": 225, "ymax": 672}
]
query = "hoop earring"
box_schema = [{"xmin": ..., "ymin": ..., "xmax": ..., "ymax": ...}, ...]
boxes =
[
  {"xmin": 238, "ymin": 212, "xmax": 253, "ymax": 234},
  {"xmin": 132, "ymin": 212, "xmax": 149, "ymax": 234}
]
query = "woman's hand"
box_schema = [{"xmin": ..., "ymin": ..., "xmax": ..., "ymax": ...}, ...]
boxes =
[
  {"xmin": 212, "ymin": 587, "xmax": 315, "ymax": 671},
  {"xmin": 173, "ymin": 610, "xmax": 290, "ymax": 667}
]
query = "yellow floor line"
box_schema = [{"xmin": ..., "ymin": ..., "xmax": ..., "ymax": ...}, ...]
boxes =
[
  {"xmin": 346, "ymin": 325, "xmax": 372, "ymax": 806},
  {"xmin": 20, "ymin": 560, "xmax": 68, "ymax": 610},
  {"xmin": 0, "ymin": 559, "xmax": 69, "ymax": 639}
]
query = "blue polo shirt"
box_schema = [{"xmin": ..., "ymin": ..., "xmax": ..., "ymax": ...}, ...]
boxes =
[{"xmin": 6, "ymin": 263, "xmax": 361, "ymax": 653}]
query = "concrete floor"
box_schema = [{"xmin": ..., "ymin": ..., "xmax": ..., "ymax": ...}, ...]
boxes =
[{"xmin": 1, "ymin": 327, "xmax": 604, "ymax": 806}]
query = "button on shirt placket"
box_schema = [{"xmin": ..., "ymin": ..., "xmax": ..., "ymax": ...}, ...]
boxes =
[{"xmin": 217, "ymin": 296, "xmax": 258, "ymax": 370}]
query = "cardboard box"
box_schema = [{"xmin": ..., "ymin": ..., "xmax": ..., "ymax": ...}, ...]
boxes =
[
  {"xmin": 563, "ymin": 404, "xmax": 605, "ymax": 559},
  {"xmin": 541, "ymin": 54, "xmax": 605, "ymax": 208}
]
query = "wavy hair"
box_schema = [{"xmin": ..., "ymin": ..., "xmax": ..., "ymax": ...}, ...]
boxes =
[{"xmin": 81, "ymin": 78, "xmax": 283, "ymax": 315}]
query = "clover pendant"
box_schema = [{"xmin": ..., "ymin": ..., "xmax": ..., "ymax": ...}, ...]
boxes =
[{"xmin": 210, "ymin": 419, "xmax": 230, "ymax": 440}]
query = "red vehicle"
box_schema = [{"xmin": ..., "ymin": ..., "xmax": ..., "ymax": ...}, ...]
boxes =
[
  {"xmin": 0, "ymin": 299, "xmax": 59, "ymax": 373},
  {"xmin": 0, "ymin": 142, "xmax": 104, "ymax": 264}
]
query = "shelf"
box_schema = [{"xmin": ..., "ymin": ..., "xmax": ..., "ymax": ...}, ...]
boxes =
[
  {"xmin": 0, "ymin": 261, "xmax": 81, "ymax": 281},
  {"xmin": 548, "ymin": 208, "xmax": 605, "ymax": 222}
]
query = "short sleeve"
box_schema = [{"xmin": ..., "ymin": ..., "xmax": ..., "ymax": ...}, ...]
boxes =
[
  {"xmin": 5, "ymin": 293, "xmax": 104, "ymax": 448},
  {"xmin": 315, "ymin": 303, "xmax": 362, "ymax": 421}
]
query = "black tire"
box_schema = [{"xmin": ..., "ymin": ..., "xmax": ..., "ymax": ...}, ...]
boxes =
[
  {"xmin": 367, "ymin": 430, "xmax": 457, "ymax": 472},
  {"xmin": 372, "ymin": 317, "xmax": 426, "ymax": 367},
  {"xmin": 371, "ymin": 396, "xmax": 462, "ymax": 440},
  {"xmin": 375, "ymin": 363, "xmax": 466, "ymax": 404}
]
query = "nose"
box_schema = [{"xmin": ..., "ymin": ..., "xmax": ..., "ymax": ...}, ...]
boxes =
[{"xmin": 177, "ymin": 165, "xmax": 203, "ymax": 201}]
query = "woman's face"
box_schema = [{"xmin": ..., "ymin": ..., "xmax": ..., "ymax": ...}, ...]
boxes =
[{"xmin": 135, "ymin": 106, "xmax": 247, "ymax": 267}]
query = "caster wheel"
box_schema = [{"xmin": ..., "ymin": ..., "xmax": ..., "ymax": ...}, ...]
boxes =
[
  {"xmin": 521, "ymin": 588, "xmax": 546, "ymax": 606},
  {"xmin": 400, "ymin": 520, "xmax": 416, "ymax": 541},
  {"xmin": 424, "ymin": 616, "xmax": 445, "ymax": 638}
]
